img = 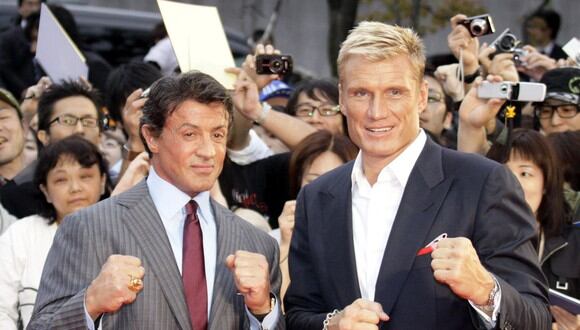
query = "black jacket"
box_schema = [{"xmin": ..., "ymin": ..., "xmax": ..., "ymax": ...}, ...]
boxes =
[{"xmin": 542, "ymin": 225, "xmax": 580, "ymax": 299}]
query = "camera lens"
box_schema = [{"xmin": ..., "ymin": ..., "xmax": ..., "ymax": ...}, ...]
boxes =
[
  {"xmin": 498, "ymin": 34, "xmax": 517, "ymax": 52},
  {"xmin": 270, "ymin": 59, "xmax": 283, "ymax": 73},
  {"xmin": 470, "ymin": 18, "xmax": 488, "ymax": 37},
  {"xmin": 500, "ymin": 83, "xmax": 509, "ymax": 94}
]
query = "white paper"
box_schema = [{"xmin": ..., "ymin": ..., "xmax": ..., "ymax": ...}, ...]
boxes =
[
  {"xmin": 157, "ymin": 0, "xmax": 236, "ymax": 89},
  {"xmin": 35, "ymin": 3, "xmax": 88, "ymax": 83}
]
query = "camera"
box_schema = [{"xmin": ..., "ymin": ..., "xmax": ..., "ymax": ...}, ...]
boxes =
[
  {"xmin": 490, "ymin": 28, "xmax": 528, "ymax": 66},
  {"xmin": 460, "ymin": 14, "xmax": 495, "ymax": 37},
  {"xmin": 477, "ymin": 81, "xmax": 546, "ymax": 102},
  {"xmin": 255, "ymin": 54, "xmax": 293, "ymax": 75}
]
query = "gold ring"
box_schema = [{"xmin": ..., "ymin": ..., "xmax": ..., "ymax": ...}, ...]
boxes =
[{"xmin": 128, "ymin": 276, "xmax": 143, "ymax": 292}]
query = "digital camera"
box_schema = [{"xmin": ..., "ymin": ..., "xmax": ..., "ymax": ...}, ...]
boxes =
[
  {"xmin": 460, "ymin": 14, "xmax": 495, "ymax": 37},
  {"xmin": 255, "ymin": 54, "xmax": 293, "ymax": 75},
  {"xmin": 490, "ymin": 28, "xmax": 528, "ymax": 65},
  {"xmin": 477, "ymin": 81, "xmax": 546, "ymax": 102}
]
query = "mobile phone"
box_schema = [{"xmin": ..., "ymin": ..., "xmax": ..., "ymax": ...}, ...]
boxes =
[{"xmin": 477, "ymin": 81, "xmax": 546, "ymax": 102}]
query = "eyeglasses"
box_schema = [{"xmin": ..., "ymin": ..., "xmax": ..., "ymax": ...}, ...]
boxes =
[
  {"xmin": 534, "ymin": 104, "xmax": 579, "ymax": 119},
  {"xmin": 49, "ymin": 114, "xmax": 99, "ymax": 128},
  {"xmin": 295, "ymin": 104, "xmax": 340, "ymax": 117}
]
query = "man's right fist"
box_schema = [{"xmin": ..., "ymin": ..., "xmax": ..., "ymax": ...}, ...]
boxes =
[
  {"xmin": 85, "ymin": 255, "xmax": 145, "ymax": 320},
  {"xmin": 327, "ymin": 298, "xmax": 389, "ymax": 330}
]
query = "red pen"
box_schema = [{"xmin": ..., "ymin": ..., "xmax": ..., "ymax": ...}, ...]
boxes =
[{"xmin": 417, "ymin": 233, "xmax": 447, "ymax": 256}]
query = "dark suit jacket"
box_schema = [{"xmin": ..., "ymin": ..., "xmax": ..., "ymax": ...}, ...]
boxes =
[
  {"xmin": 28, "ymin": 180, "xmax": 284, "ymax": 330},
  {"xmin": 285, "ymin": 138, "xmax": 551, "ymax": 330}
]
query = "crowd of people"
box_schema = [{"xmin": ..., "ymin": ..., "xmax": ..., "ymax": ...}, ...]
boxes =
[{"xmin": 0, "ymin": 1, "xmax": 579, "ymax": 329}]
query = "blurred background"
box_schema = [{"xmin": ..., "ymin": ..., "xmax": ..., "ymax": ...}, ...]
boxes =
[{"xmin": 0, "ymin": 0, "xmax": 577, "ymax": 79}]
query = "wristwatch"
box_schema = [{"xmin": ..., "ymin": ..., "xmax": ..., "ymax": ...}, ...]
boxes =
[{"xmin": 475, "ymin": 277, "xmax": 499, "ymax": 314}]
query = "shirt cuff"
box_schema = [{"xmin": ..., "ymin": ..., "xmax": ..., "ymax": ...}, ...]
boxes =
[
  {"xmin": 469, "ymin": 276, "xmax": 502, "ymax": 329},
  {"xmin": 83, "ymin": 296, "xmax": 96, "ymax": 330},
  {"xmin": 227, "ymin": 129, "xmax": 273, "ymax": 165},
  {"xmin": 245, "ymin": 293, "xmax": 280, "ymax": 330}
]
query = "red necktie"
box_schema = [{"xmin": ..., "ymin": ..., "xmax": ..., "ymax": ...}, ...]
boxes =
[{"xmin": 182, "ymin": 200, "xmax": 208, "ymax": 330}]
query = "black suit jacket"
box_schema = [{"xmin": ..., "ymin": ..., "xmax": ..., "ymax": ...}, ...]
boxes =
[{"xmin": 285, "ymin": 138, "xmax": 551, "ymax": 329}]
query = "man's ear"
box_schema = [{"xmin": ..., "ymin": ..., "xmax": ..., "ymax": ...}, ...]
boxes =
[
  {"xmin": 140, "ymin": 125, "xmax": 159, "ymax": 154},
  {"xmin": 417, "ymin": 79, "xmax": 429, "ymax": 115},
  {"xmin": 37, "ymin": 129, "xmax": 49, "ymax": 146},
  {"xmin": 39, "ymin": 184, "xmax": 52, "ymax": 203},
  {"xmin": 338, "ymin": 82, "xmax": 347, "ymax": 117}
]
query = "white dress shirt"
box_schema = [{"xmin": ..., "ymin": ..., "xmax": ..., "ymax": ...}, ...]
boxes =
[
  {"xmin": 351, "ymin": 130, "xmax": 427, "ymax": 300},
  {"xmin": 350, "ymin": 130, "xmax": 499, "ymax": 328}
]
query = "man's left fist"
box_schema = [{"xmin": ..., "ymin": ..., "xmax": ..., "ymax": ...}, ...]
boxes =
[
  {"xmin": 226, "ymin": 250, "xmax": 272, "ymax": 314},
  {"xmin": 431, "ymin": 237, "xmax": 495, "ymax": 305}
]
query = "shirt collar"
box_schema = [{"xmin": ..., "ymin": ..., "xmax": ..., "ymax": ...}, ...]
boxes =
[
  {"xmin": 147, "ymin": 166, "xmax": 213, "ymax": 224},
  {"xmin": 351, "ymin": 129, "xmax": 427, "ymax": 188}
]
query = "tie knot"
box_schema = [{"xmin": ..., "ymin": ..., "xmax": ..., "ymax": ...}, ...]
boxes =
[{"xmin": 185, "ymin": 200, "xmax": 198, "ymax": 217}]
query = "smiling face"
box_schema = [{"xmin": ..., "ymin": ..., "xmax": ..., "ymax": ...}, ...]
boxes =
[
  {"xmin": 143, "ymin": 99, "xmax": 229, "ymax": 197},
  {"xmin": 0, "ymin": 104, "xmax": 25, "ymax": 175},
  {"xmin": 339, "ymin": 54, "xmax": 427, "ymax": 180}
]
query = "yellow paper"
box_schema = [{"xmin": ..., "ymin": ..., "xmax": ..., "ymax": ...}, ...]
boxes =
[{"xmin": 157, "ymin": 0, "xmax": 236, "ymax": 89}]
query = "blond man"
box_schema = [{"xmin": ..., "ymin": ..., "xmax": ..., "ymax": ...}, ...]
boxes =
[{"xmin": 284, "ymin": 22, "xmax": 551, "ymax": 330}]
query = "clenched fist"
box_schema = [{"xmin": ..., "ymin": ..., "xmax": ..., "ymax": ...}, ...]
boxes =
[
  {"xmin": 226, "ymin": 250, "xmax": 272, "ymax": 315},
  {"xmin": 85, "ymin": 255, "xmax": 145, "ymax": 320}
]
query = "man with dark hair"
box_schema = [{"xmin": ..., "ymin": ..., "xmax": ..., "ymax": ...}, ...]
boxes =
[
  {"xmin": 14, "ymin": 0, "xmax": 43, "ymax": 28},
  {"xmin": 0, "ymin": 80, "xmax": 103, "ymax": 218},
  {"xmin": 535, "ymin": 67, "xmax": 580, "ymax": 134},
  {"xmin": 30, "ymin": 71, "xmax": 284, "ymax": 330},
  {"xmin": 104, "ymin": 62, "xmax": 162, "ymax": 168},
  {"xmin": 525, "ymin": 9, "xmax": 568, "ymax": 60}
]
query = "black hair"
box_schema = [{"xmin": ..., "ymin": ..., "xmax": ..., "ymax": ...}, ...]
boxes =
[
  {"xmin": 284, "ymin": 79, "xmax": 347, "ymax": 135},
  {"xmin": 104, "ymin": 61, "xmax": 162, "ymax": 124},
  {"xmin": 487, "ymin": 128, "xmax": 570, "ymax": 237},
  {"xmin": 548, "ymin": 131, "xmax": 580, "ymax": 191},
  {"xmin": 37, "ymin": 80, "xmax": 103, "ymax": 133},
  {"xmin": 139, "ymin": 71, "xmax": 233, "ymax": 155},
  {"xmin": 289, "ymin": 130, "xmax": 358, "ymax": 198},
  {"xmin": 529, "ymin": 9, "xmax": 561, "ymax": 40},
  {"xmin": 34, "ymin": 135, "xmax": 109, "ymax": 224},
  {"xmin": 23, "ymin": 11, "xmax": 39, "ymax": 42}
]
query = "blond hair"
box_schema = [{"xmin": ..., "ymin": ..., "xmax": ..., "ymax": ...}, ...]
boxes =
[{"xmin": 337, "ymin": 21, "xmax": 426, "ymax": 81}]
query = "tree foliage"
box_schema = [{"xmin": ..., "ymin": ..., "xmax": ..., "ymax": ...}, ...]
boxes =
[{"xmin": 360, "ymin": 0, "xmax": 487, "ymax": 35}]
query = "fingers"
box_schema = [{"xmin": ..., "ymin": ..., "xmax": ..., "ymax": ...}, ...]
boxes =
[
  {"xmin": 126, "ymin": 88, "xmax": 143, "ymax": 105},
  {"xmin": 450, "ymin": 14, "xmax": 468, "ymax": 28},
  {"xmin": 339, "ymin": 299, "xmax": 389, "ymax": 327}
]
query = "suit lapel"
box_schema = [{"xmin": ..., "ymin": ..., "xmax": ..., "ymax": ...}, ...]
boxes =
[
  {"xmin": 119, "ymin": 181, "xmax": 192, "ymax": 330},
  {"xmin": 321, "ymin": 163, "xmax": 362, "ymax": 306},
  {"xmin": 374, "ymin": 140, "xmax": 453, "ymax": 314}
]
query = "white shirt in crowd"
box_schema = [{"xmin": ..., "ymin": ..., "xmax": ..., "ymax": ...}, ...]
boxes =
[{"xmin": 0, "ymin": 215, "xmax": 57, "ymax": 330}]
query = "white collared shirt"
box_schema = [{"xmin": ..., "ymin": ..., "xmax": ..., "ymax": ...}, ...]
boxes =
[
  {"xmin": 351, "ymin": 130, "xmax": 427, "ymax": 301},
  {"xmin": 147, "ymin": 166, "xmax": 217, "ymax": 316},
  {"xmin": 350, "ymin": 129, "xmax": 499, "ymax": 328}
]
